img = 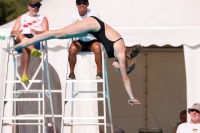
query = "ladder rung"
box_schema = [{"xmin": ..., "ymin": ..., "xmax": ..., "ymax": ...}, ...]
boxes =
[
  {"xmin": 64, "ymin": 123, "xmax": 105, "ymax": 126},
  {"xmin": 2, "ymin": 117, "xmax": 43, "ymax": 120},
  {"xmin": 66, "ymin": 80, "xmax": 103, "ymax": 83},
  {"xmin": 45, "ymin": 114, "xmax": 62, "ymax": 117},
  {"xmin": 63, "ymin": 116, "xmax": 105, "ymax": 120},
  {"xmin": 65, "ymin": 98, "xmax": 104, "ymax": 101},
  {"xmin": 9, "ymin": 53, "xmax": 21, "ymax": 56},
  {"xmin": 73, "ymin": 91, "xmax": 105, "ymax": 94},
  {"xmin": 77, "ymin": 52, "xmax": 94, "ymax": 55},
  {"xmin": 18, "ymin": 114, "xmax": 62, "ymax": 118},
  {"xmin": 6, "ymin": 80, "xmax": 43, "ymax": 83},
  {"xmin": 13, "ymin": 90, "xmax": 62, "ymax": 93},
  {"xmin": 3, "ymin": 123, "xmax": 43, "ymax": 126},
  {"xmin": 4, "ymin": 98, "xmax": 43, "ymax": 101},
  {"xmin": 46, "ymin": 90, "xmax": 62, "ymax": 93}
]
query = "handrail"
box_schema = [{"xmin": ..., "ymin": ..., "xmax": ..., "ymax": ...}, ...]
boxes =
[{"xmin": 7, "ymin": 34, "xmax": 17, "ymax": 53}]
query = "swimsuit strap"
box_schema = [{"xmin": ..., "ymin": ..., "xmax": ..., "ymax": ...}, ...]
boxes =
[{"xmin": 113, "ymin": 38, "xmax": 123, "ymax": 43}]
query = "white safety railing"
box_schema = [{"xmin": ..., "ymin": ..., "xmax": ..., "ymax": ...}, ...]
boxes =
[
  {"xmin": 61, "ymin": 39, "xmax": 113, "ymax": 133},
  {"xmin": 0, "ymin": 35, "xmax": 57, "ymax": 133}
]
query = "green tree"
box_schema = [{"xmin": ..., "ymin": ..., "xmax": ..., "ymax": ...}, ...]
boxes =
[{"xmin": 0, "ymin": 0, "xmax": 28, "ymax": 26}]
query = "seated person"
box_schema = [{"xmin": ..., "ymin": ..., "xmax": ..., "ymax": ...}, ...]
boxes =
[
  {"xmin": 67, "ymin": 0, "xmax": 102, "ymax": 80},
  {"xmin": 177, "ymin": 103, "xmax": 200, "ymax": 133},
  {"xmin": 173, "ymin": 110, "xmax": 187, "ymax": 133},
  {"xmin": 11, "ymin": 0, "xmax": 49, "ymax": 82}
]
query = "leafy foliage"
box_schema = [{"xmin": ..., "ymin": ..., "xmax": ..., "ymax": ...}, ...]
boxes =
[{"xmin": 0, "ymin": 0, "xmax": 29, "ymax": 25}]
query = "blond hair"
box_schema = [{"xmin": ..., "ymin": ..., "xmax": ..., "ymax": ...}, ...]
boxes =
[
  {"xmin": 126, "ymin": 54, "xmax": 136, "ymax": 74},
  {"xmin": 125, "ymin": 45, "xmax": 143, "ymax": 74}
]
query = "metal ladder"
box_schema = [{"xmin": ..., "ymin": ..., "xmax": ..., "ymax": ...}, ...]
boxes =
[
  {"xmin": 61, "ymin": 50, "xmax": 114, "ymax": 133},
  {"xmin": 0, "ymin": 35, "xmax": 56, "ymax": 133}
]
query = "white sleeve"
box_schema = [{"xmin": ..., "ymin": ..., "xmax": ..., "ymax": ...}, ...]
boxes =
[{"xmin": 176, "ymin": 125, "xmax": 181, "ymax": 133}]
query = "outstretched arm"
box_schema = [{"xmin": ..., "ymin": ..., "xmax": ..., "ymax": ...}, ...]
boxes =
[
  {"xmin": 118, "ymin": 53, "xmax": 141, "ymax": 105},
  {"xmin": 114, "ymin": 45, "xmax": 141, "ymax": 105}
]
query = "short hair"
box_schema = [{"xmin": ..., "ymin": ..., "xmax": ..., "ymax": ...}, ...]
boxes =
[{"xmin": 180, "ymin": 110, "xmax": 186, "ymax": 117}]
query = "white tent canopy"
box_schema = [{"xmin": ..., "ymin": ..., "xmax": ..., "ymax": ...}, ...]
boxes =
[{"xmin": 0, "ymin": 0, "xmax": 200, "ymax": 133}]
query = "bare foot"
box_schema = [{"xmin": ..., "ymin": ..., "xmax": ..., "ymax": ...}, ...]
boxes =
[{"xmin": 14, "ymin": 37, "xmax": 29, "ymax": 49}]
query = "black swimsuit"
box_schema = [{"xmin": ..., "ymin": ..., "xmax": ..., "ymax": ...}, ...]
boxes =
[{"xmin": 88, "ymin": 16, "xmax": 123, "ymax": 58}]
